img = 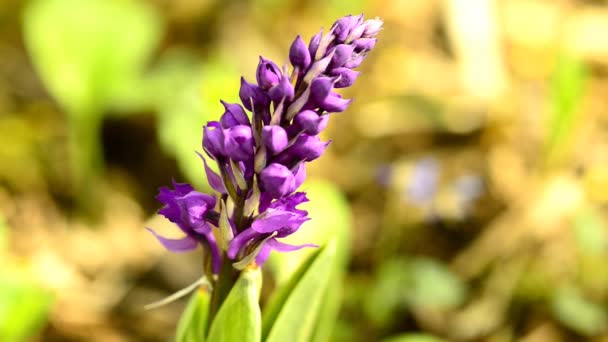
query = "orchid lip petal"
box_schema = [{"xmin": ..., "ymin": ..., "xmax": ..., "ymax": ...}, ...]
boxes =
[
  {"xmin": 254, "ymin": 243, "xmax": 273, "ymax": 266},
  {"xmin": 227, "ymin": 227, "xmax": 260, "ymax": 259},
  {"xmin": 267, "ymin": 239, "xmax": 319, "ymax": 252},
  {"xmin": 192, "ymin": 222, "xmax": 212, "ymax": 235},
  {"xmin": 252, "ymin": 210, "xmax": 299, "ymax": 233},
  {"xmin": 233, "ymin": 232, "xmax": 277, "ymax": 269},
  {"xmin": 146, "ymin": 228, "xmax": 198, "ymax": 252},
  {"xmin": 204, "ymin": 233, "xmax": 222, "ymax": 274}
]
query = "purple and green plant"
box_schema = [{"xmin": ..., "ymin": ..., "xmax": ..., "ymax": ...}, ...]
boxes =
[{"xmin": 148, "ymin": 14, "xmax": 382, "ymax": 341}]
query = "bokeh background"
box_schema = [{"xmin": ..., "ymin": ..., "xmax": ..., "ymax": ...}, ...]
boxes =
[{"xmin": 2, "ymin": 0, "xmax": 608, "ymax": 341}]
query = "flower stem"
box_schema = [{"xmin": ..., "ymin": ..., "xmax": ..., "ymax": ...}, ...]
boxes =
[
  {"xmin": 205, "ymin": 180, "xmax": 249, "ymax": 335},
  {"xmin": 205, "ymin": 251, "xmax": 239, "ymax": 335}
]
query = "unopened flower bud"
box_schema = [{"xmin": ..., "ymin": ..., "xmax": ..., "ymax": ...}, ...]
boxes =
[
  {"xmin": 332, "ymin": 15, "xmax": 362, "ymax": 42},
  {"xmin": 362, "ymin": 17, "xmax": 383, "ymax": 37},
  {"xmin": 308, "ymin": 29, "xmax": 323, "ymax": 61},
  {"xmin": 203, "ymin": 121, "xmax": 224, "ymax": 158},
  {"xmin": 223, "ymin": 125, "xmax": 254, "ymax": 161},
  {"xmin": 329, "ymin": 67, "xmax": 360, "ymax": 88},
  {"xmin": 290, "ymin": 35, "xmax": 311, "ymax": 70},
  {"xmin": 310, "ymin": 76, "xmax": 335, "ymax": 104},
  {"xmin": 354, "ymin": 38, "xmax": 377, "ymax": 51},
  {"xmin": 259, "ymin": 163, "xmax": 296, "ymax": 198},
  {"xmin": 294, "ymin": 110, "xmax": 329, "ymax": 135},
  {"xmin": 239, "ymin": 77, "xmax": 269, "ymax": 111},
  {"xmin": 268, "ymin": 74, "xmax": 295, "ymax": 104},
  {"xmin": 330, "ymin": 44, "xmax": 356, "ymax": 69},
  {"xmin": 344, "ymin": 54, "xmax": 365, "ymax": 69},
  {"xmin": 286, "ymin": 134, "xmax": 330, "ymax": 162},
  {"xmin": 256, "ymin": 57, "xmax": 282, "ymax": 89},
  {"xmin": 219, "ymin": 100, "xmax": 249, "ymax": 128},
  {"xmin": 319, "ymin": 92, "xmax": 352, "ymax": 113},
  {"xmin": 262, "ymin": 126, "xmax": 289, "ymax": 154}
]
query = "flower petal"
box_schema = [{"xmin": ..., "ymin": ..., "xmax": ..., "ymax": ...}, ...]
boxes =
[
  {"xmin": 204, "ymin": 232, "xmax": 222, "ymax": 274},
  {"xmin": 252, "ymin": 210, "xmax": 300, "ymax": 233},
  {"xmin": 267, "ymin": 239, "xmax": 318, "ymax": 252},
  {"xmin": 227, "ymin": 227, "xmax": 261, "ymax": 259},
  {"xmin": 196, "ymin": 151, "xmax": 227, "ymax": 194},
  {"xmin": 255, "ymin": 243, "xmax": 272, "ymax": 266},
  {"xmin": 146, "ymin": 228, "xmax": 198, "ymax": 252},
  {"xmin": 192, "ymin": 221, "xmax": 212, "ymax": 235}
]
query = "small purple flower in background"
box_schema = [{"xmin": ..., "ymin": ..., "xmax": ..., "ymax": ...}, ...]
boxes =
[
  {"xmin": 405, "ymin": 157, "xmax": 483, "ymax": 220},
  {"xmin": 406, "ymin": 157, "xmax": 440, "ymax": 204},
  {"xmin": 453, "ymin": 174, "xmax": 483, "ymax": 215},
  {"xmin": 375, "ymin": 164, "xmax": 392, "ymax": 187},
  {"xmin": 148, "ymin": 14, "xmax": 382, "ymax": 271}
]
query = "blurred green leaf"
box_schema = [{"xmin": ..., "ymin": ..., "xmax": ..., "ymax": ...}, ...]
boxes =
[
  {"xmin": 547, "ymin": 54, "xmax": 587, "ymax": 159},
  {"xmin": 265, "ymin": 180, "xmax": 351, "ymax": 341},
  {"xmin": 406, "ymin": 258, "xmax": 466, "ymax": 309},
  {"xmin": 176, "ymin": 288, "xmax": 211, "ymax": 342},
  {"xmin": 551, "ymin": 286, "xmax": 607, "ymax": 336},
  {"xmin": 269, "ymin": 179, "xmax": 351, "ymax": 284},
  {"xmin": 382, "ymin": 334, "xmax": 447, "ymax": 342},
  {"xmin": 155, "ymin": 53, "xmax": 241, "ymax": 188},
  {"xmin": 0, "ymin": 272, "xmax": 53, "ymax": 342},
  {"xmin": 365, "ymin": 258, "xmax": 409, "ymax": 325},
  {"xmin": 366, "ymin": 257, "xmax": 466, "ymax": 326},
  {"xmin": 263, "ymin": 247, "xmax": 319, "ymax": 337},
  {"xmin": 574, "ymin": 208, "xmax": 607, "ymax": 255},
  {"xmin": 310, "ymin": 267, "xmax": 343, "ymax": 342},
  {"xmin": 23, "ymin": 0, "xmax": 162, "ymax": 115},
  {"xmin": 207, "ymin": 267, "xmax": 262, "ymax": 342},
  {"xmin": 23, "ymin": 0, "xmax": 163, "ymax": 206},
  {"xmin": 263, "ymin": 240, "xmax": 338, "ymax": 342}
]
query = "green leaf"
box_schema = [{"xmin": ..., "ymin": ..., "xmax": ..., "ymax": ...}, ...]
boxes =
[
  {"xmin": 310, "ymin": 264, "xmax": 343, "ymax": 342},
  {"xmin": 263, "ymin": 240, "xmax": 338, "ymax": 342},
  {"xmin": 382, "ymin": 333, "xmax": 447, "ymax": 342},
  {"xmin": 366, "ymin": 258, "xmax": 466, "ymax": 327},
  {"xmin": 405, "ymin": 258, "xmax": 466, "ymax": 309},
  {"xmin": 154, "ymin": 53, "xmax": 241, "ymax": 188},
  {"xmin": 546, "ymin": 54, "xmax": 587, "ymax": 160},
  {"xmin": 269, "ymin": 179, "xmax": 351, "ymax": 284},
  {"xmin": 265, "ymin": 180, "xmax": 351, "ymax": 341},
  {"xmin": 262, "ymin": 248, "xmax": 320, "ymax": 337},
  {"xmin": 0, "ymin": 220, "xmax": 52, "ymax": 341},
  {"xmin": 176, "ymin": 288, "xmax": 211, "ymax": 342},
  {"xmin": 207, "ymin": 267, "xmax": 262, "ymax": 342},
  {"xmin": 574, "ymin": 208, "xmax": 607, "ymax": 255},
  {"xmin": 0, "ymin": 272, "xmax": 53, "ymax": 342},
  {"xmin": 365, "ymin": 258, "xmax": 410, "ymax": 325},
  {"xmin": 23, "ymin": 0, "xmax": 162, "ymax": 115},
  {"xmin": 551, "ymin": 286, "xmax": 607, "ymax": 336}
]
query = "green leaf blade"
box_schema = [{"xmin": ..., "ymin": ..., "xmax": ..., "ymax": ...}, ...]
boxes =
[
  {"xmin": 207, "ymin": 267, "xmax": 262, "ymax": 342},
  {"xmin": 264, "ymin": 240, "xmax": 338, "ymax": 342},
  {"xmin": 175, "ymin": 288, "xmax": 210, "ymax": 342}
]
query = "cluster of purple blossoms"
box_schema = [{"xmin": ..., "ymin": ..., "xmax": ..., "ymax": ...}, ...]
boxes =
[{"xmin": 148, "ymin": 14, "xmax": 382, "ymax": 274}]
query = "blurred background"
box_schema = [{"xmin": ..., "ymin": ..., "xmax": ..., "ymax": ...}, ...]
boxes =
[{"xmin": 1, "ymin": 0, "xmax": 608, "ymax": 341}]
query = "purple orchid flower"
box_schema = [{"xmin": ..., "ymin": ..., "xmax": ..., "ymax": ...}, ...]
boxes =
[
  {"xmin": 227, "ymin": 193, "xmax": 316, "ymax": 265},
  {"xmin": 147, "ymin": 181, "xmax": 221, "ymax": 273},
  {"xmin": 149, "ymin": 14, "xmax": 382, "ymax": 271}
]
